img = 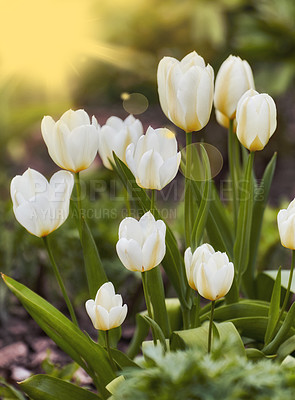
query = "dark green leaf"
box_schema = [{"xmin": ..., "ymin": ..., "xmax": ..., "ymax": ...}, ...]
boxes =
[{"xmin": 264, "ymin": 267, "xmax": 281, "ymax": 344}]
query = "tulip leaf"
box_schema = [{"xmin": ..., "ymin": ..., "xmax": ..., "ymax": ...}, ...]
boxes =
[
  {"xmin": 234, "ymin": 152, "xmax": 255, "ymax": 286},
  {"xmin": 127, "ymin": 312, "xmax": 150, "ymax": 359},
  {"xmin": 242, "ymin": 153, "xmax": 277, "ymax": 297},
  {"xmin": 264, "ymin": 267, "xmax": 282, "ymax": 345},
  {"xmin": 262, "ymin": 270, "xmax": 295, "ymax": 294},
  {"xmin": 80, "ymin": 216, "xmax": 108, "ymax": 299},
  {"xmin": 263, "ymin": 301, "xmax": 295, "ymax": 355},
  {"xmin": 109, "ymin": 348, "xmax": 140, "ymax": 369},
  {"xmin": 0, "ymin": 378, "xmax": 26, "ymax": 400},
  {"xmin": 141, "ymin": 315, "xmax": 167, "ymax": 352},
  {"xmin": 2, "ymin": 274, "xmax": 115, "ymax": 398},
  {"xmin": 191, "ymin": 180, "xmax": 233, "ymax": 257},
  {"xmin": 171, "ymin": 321, "xmax": 245, "ymax": 357},
  {"xmin": 277, "ymin": 335, "xmax": 295, "ymax": 363},
  {"xmin": 112, "ymin": 154, "xmax": 189, "ymax": 308},
  {"xmin": 245, "ymin": 348, "xmax": 270, "ymax": 360},
  {"xmin": 19, "ymin": 375, "xmax": 102, "ymax": 400}
]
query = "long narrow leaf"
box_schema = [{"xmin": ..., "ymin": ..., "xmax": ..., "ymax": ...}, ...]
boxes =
[{"xmin": 264, "ymin": 267, "xmax": 281, "ymax": 344}]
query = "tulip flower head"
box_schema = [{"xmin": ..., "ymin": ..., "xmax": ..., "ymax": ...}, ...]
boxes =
[
  {"xmin": 125, "ymin": 126, "xmax": 181, "ymax": 190},
  {"xmin": 116, "ymin": 211, "xmax": 166, "ymax": 272},
  {"xmin": 98, "ymin": 114, "xmax": 143, "ymax": 170},
  {"xmin": 85, "ymin": 282, "xmax": 127, "ymax": 331},
  {"xmin": 157, "ymin": 51, "xmax": 214, "ymax": 132},
  {"xmin": 214, "ymin": 55, "xmax": 255, "ymax": 120},
  {"xmin": 185, "ymin": 243, "xmax": 234, "ymax": 301},
  {"xmin": 236, "ymin": 89, "xmax": 277, "ymax": 152},
  {"xmin": 10, "ymin": 168, "xmax": 74, "ymax": 238},
  {"xmin": 277, "ymin": 200, "xmax": 295, "ymax": 250},
  {"xmin": 41, "ymin": 109, "xmax": 100, "ymax": 172}
]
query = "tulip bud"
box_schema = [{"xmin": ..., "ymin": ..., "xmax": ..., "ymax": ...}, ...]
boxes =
[
  {"xmin": 236, "ymin": 89, "xmax": 277, "ymax": 151},
  {"xmin": 185, "ymin": 243, "xmax": 234, "ymax": 300},
  {"xmin": 10, "ymin": 168, "xmax": 74, "ymax": 237},
  {"xmin": 157, "ymin": 51, "xmax": 214, "ymax": 132},
  {"xmin": 116, "ymin": 211, "xmax": 166, "ymax": 272},
  {"xmin": 125, "ymin": 126, "xmax": 181, "ymax": 190},
  {"xmin": 185, "ymin": 244, "xmax": 215, "ymax": 291},
  {"xmin": 85, "ymin": 282, "xmax": 127, "ymax": 331},
  {"xmin": 98, "ymin": 115, "xmax": 143, "ymax": 170},
  {"xmin": 214, "ymin": 55, "xmax": 255, "ymax": 120},
  {"xmin": 277, "ymin": 200, "xmax": 295, "ymax": 250},
  {"xmin": 41, "ymin": 109, "xmax": 100, "ymax": 172}
]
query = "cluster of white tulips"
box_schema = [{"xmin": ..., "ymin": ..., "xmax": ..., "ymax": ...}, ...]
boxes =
[{"xmin": 7, "ymin": 49, "xmax": 295, "ymax": 396}]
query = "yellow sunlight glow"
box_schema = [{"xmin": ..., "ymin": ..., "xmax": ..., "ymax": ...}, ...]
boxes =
[{"xmin": 0, "ymin": 0, "xmax": 95, "ymax": 91}]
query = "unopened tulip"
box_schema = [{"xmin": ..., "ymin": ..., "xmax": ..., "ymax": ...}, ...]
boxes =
[
  {"xmin": 277, "ymin": 200, "xmax": 295, "ymax": 250},
  {"xmin": 236, "ymin": 89, "xmax": 277, "ymax": 151},
  {"xmin": 10, "ymin": 168, "xmax": 74, "ymax": 237},
  {"xmin": 116, "ymin": 211, "xmax": 166, "ymax": 272},
  {"xmin": 85, "ymin": 282, "xmax": 127, "ymax": 331},
  {"xmin": 185, "ymin": 243, "xmax": 234, "ymax": 300},
  {"xmin": 98, "ymin": 114, "xmax": 143, "ymax": 170},
  {"xmin": 184, "ymin": 244, "xmax": 215, "ymax": 291},
  {"xmin": 125, "ymin": 126, "xmax": 181, "ymax": 190},
  {"xmin": 157, "ymin": 51, "xmax": 214, "ymax": 132},
  {"xmin": 41, "ymin": 109, "xmax": 100, "ymax": 172},
  {"xmin": 214, "ymin": 55, "xmax": 255, "ymax": 120}
]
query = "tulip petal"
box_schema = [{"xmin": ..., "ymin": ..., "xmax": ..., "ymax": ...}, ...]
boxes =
[
  {"xmin": 116, "ymin": 238, "xmax": 143, "ymax": 271},
  {"xmin": 60, "ymin": 109, "xmax": 90, "ymax": 130},
  {"xmin": 136, "ymin": 149, "xmax": 163, "ymax": 190},
  {"xmin": 142, "ymin": 231, "xmax": 166, "ymax": 271},
  {"xmin": 96, "ymin": 305, "xmax": 110, "ymax": 330},
  {"xmin": 85, "ymin": 300, "xmax": 96, "ymax": 327},
  {"xmin": 159, "ymin": 152, "xmax": 181, "ymax": 188},
  {"xmin": 118, "ymin": 217, "xmax": 143, "ymax": 245},
  {"xmin": 109, "ymin": 305, "xmax": 127, "ymax": 329}
]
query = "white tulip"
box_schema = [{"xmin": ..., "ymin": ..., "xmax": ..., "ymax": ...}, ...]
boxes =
[
  {"xmin": 41, "ymin": 109, "xmax": 100, "ymax": 172},
  {"xmin": 277, "ymin": 200, "xmax": 295, "ymax": 250},
  {"xmin": 98, "ymin": 114, "xmax": 143, "ymax": 170},
  {"xmin": 214, "ymin": 55, "xmax": 255, "ymax": 119},
  {"xmin": 157, "ymin": 51, "xmax": 214, "ymax": 132},
  {"xmin": 85, "ymin": 282, "xmax": 127, "ymax": 331},
  {"xmin": 10, "ymin": 168, "xmax": 74, "ymax": 237},
  {"xmin": 185, "ymin": 243, "xmax": 234, "ymax": 300},
  {"xmin": 184, "ymin": 244, "xmax": 215, "ymax": 291},
  {"xmin": 116, "ymin": 211, "xmax": 166, "ymax": 272},
  {"xmin": 125, "ymin": 126, "xmax": 181, "ymax": 190},
  {"xmin": 236, "ymin": 89, "xmax": 277, "ymax": 151}
]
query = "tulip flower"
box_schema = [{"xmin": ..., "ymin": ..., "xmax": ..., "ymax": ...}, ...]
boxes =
[
  {"xmin": 116, "ymin": 211, "xmax": 166, "ymax": 272},
  {"xmin": 185, "ymin": 243, "xmax": 234, "ymax": 301},
  {"xmin": 277, "ymin": 200, "xmax": 295, "ymax": 250},
  {"xmin": 10, "ymin": 168, "xmax": 74, "ymax": 238},
  {"xmin": 157, "ymin": 51, "xmax": 214, "ymax": 132},
  {"xmin": 98, "ymin": 114, "xmax": 143, "ymax": 170},
  {"xmin": 125, "ymin": 126, "xmax": 181, "ymax": 190},
  {"xmin": 41, "ymin": 109, "xmax": 100, "ymax": 172},
  {"xmin": 85, "ymin": 282, "xmax": 127, "ymax": 331},
  {"xmin": 236, "ymin": 89, "xmax": 277, "ymax": 152},
  {"xmin": 214, "ymin": 55, "xmax": 255, "ymax": 120},
  {"xmin": 184, "ymin": 244, "xmax": 215, "ymax": 291}
]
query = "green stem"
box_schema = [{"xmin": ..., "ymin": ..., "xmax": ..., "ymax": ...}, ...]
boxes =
[
  {"xmin": 125, "ymin": 188, "xmax": 131, "ymax": 217},
  {"xmin": 142, "ymin": 271, "xmax": 156, "ymax": 344},
  {"xmin": 228, "ymin": 119, "xmax": 238, "ymax": 230},
  {"xmin": 150, "ymin": 189, "xmax": 155, "ymax": 214},
  {"xmin": 270, "ymin": 250, "xmax": 295, "ymax": 340},
  {"xmin": 208, "ymin": 300, "xmax": 215, "ymax": 354},
  {"xmin": 185, "ymin": 131, "xmax": 193, "ymax": 247},
  {"xmin": 105, "ymin": 330, "xmax": 116, "ymax": 371},
  {"xmin": 74, "ymin": 172, "xmax": 83, "ymax": 236},
  {"xmin": 42, "ymin": 236, "xmax": 78, "ymax": 326}
]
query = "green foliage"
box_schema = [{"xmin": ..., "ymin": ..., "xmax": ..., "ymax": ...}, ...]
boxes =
[{"xmin": 113, "ymin": 339, "xmax": 295, "ymax": 400}]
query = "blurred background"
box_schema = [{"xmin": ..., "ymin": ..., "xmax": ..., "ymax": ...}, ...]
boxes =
[{"xmin": 1, "ymin": 0, "xmax": 295, "ymax": 327}]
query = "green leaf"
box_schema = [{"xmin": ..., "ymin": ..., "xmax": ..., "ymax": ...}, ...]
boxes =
[
  {"xmin": 141, "ymin": 315, "xmax": 167, "ymax": 352},
  {"xmin": 243, "ymin": 153, "xmax": 277, "ymax": 297},
  {"xmin": 2, "ymin": 274, "xmax": 115, "ymax": 398},
  {"xmin": 0, "ymin": 378, "xmax": 26, "ymax": 400},
  {"xmin": 80, "ymin": 216, "xmax": 108, "ymax": 299},
  {"xmin": 171, "ymin": 321, "xmax": 245, "ymax": 357},
  {"xmin": 109, "ymin": 348, "xmax": 139, "ymax": 369},
  {"xmin": 264, "ymin": 270, "xmax": 295, "ymax": 294},
  {"xmin": 112, "ymin": 154, "xmax": 189, "ymax": 308},
  {"xmin": 126, "ymin": 312, "xmax": 150, "ymax": 359},
  {"xmin": 245, "ymin": 348, "xmax": 270, "ymax": 360},
  {"xmin": 234, "ymin": 152, "xmax": 254, "ymax": 285},
  {"xmin": 263, "ymin": 302, "xmax": 295, "ymax": 355},
  {"xmin": 264, "ymin": 267, "xmax": 281, "ymax": 344},
  {"xmin": 277, "ymin": 335, "xmax": 295, "ymax": 363},
  {"xmin": 19, "ymin": 375, "xmax": 102, "ymax": 400}
]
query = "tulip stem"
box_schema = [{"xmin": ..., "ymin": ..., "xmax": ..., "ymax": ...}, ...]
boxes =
[
  {"xmin": 185, "ymin": 131, "xmax": 193, "ymax": 247},
  {"xmin": 268, "ymin": 250, "xmax": 295, "ymax": 343},
  {"xmin": 208, "ymin": 300, "xmax": 215, "ymax": 354},
  {"xmin": 124, "ymin": 188, "xmax": 131, "ymax": 217},
  {"xmin": 105, "ymin": 330, "xmax": 117, "ymax": 371},
  {"xmin": 228, "ymin": 119, "xmax": 238, "ymax": 230},
  {"xmin": 141, "ymin": 271, "xmax": 157, "ymax": 344},
  {"xmin": 150, "ymin": 189, "xmax": 155, "ymax": 214},
  {"xmin": 42, "ymin": 236, "xmax": 78, "ymax": 327},
  {"xmin": 74, "ymin": 172, "xmax": 83, "ymax": 223}
]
